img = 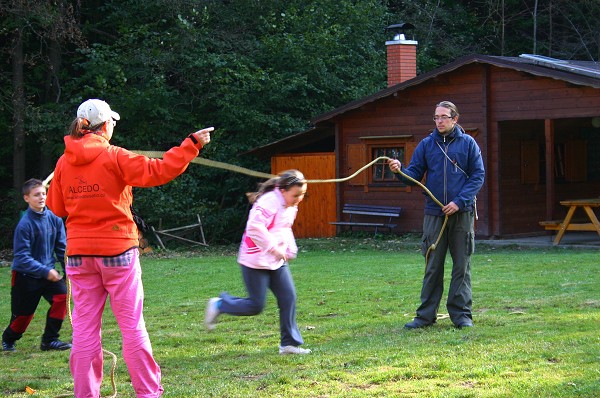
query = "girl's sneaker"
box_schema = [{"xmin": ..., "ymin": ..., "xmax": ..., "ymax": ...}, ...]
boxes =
[
  {"xmin": 279, "ymin": 345, "xmax": 311, "ymax": 355},
  {"xmin": 204, "ymin": 297, "xmax": 221, "ymax": 330}
]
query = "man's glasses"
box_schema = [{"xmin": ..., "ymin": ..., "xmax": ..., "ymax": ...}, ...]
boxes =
[{"xmin": 433, "ymin": 115, "xmax": 453, "ymax": 122}]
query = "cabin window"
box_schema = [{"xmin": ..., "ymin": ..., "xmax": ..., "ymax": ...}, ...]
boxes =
[
  {"xmin": 371, "ymin": 147, "xmax": 405, "ymax": 183},
  {"xmin": 346, "ymin": 135, "xmax": 416, "ymax": 191}
]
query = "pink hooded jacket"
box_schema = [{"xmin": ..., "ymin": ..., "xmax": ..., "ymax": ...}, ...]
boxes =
[{"xmin": 237, "ymin": 189, "xmax": 299, "ymax": 270}]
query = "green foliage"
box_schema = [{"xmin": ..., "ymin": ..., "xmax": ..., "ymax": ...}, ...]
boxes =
[
  {"xmin": 2, "ymin": 0, "xmax": 600, "ymax": 248},
  {"xmin": 30, "ymin": 0, "xmax": 391, "ymax": 244},
  {"xmin": 0, "ymin": 239, "xmax": 599, "ymax": 397},
  {"xmin": 0, "ymin": 189, "xmax": 22, "ymax": 249}
]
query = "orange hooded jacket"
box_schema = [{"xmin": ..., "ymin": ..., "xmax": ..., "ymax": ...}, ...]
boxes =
[{"xmin": 46, "ymin": 133, "xmax": 203, "ymax": 256}]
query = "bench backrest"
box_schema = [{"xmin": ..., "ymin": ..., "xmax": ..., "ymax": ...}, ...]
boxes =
[{"xmin": 342, "ymin": 204, "xmax": 402, "ymax": 217}]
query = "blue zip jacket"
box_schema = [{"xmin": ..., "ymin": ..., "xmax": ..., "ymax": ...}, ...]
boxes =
[
  {"xmin": 12, "ymin": 207, "xmax": 66, "ymax": 279},
  {"xmin": 398, "ymin": 125, "xmax": 485, "ymax": 217}
]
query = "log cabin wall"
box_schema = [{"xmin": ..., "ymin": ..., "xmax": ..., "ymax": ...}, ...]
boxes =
[
  {"xmin": 335, "ymin": 63, "xmax": 490, "ymax": 236},
  {"xmin": 489, "ymin": 67, "xmax": 600, "ymax": 236},
  {"xmin": 333, "ymin": 63, "xmax": 600, "ymax": 238}
]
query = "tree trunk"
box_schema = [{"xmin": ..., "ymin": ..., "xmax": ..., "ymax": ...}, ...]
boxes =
[
  {"xmin": 12, "ymin": 26, "xmax": 26, "ymax": 191},
  {"xmin": 40, "ymin": 38, "xmax": 63, "ymax": 179},
  {"xmin": 533, "ymin": 0, "xmax": 538, "ymax": 54}
]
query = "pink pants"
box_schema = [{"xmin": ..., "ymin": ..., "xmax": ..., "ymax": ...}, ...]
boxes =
[{"xmin": 67, "ymin": 249, "xmax": 163, "ymax": 398}]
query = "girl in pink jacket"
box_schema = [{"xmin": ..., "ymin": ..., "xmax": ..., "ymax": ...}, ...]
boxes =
[{"xmin": 204, "ymin": 170, "xmax": 310, "ymax": 355}]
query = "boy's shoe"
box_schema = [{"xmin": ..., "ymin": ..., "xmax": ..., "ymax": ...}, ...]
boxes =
[
  {"xmin": 204, "ymin": 298, "xmax": 221, "ymax": 331},
  {"xmin": 279, "ymin": 345, "xmax": 311, "ymax": 355},
  {"xmin": 2, "ymin": 340, "xmax": 16, "ymax": 352},
  {"xmin": 40, "ymin": 340, "xmax": 72, "ymax": 351}
]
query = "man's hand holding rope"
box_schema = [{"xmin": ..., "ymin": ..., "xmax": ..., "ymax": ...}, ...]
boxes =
[{"xmin": 387, "ymin": 158, "xmax": 448, "ymax": 265}]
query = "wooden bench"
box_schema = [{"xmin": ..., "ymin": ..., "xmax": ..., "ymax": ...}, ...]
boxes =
[
  {"xmin": 330, "ymin": 204, "xmax": 402, "ymax": 236},
  {"xmin": 539, "ymin": 218, "xmax": 587, "ymax": 231},
  {"xmin": 539, "ymin": 220, "xmax": 562, "ymax": 231}
]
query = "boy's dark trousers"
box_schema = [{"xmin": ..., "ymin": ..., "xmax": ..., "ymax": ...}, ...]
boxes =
[{"xmin": 2, "ymin": 271, "xmax": 68, "ymax": 345}]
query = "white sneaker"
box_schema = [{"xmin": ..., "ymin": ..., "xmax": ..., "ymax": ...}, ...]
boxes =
[
  {"xmin": 204, "ymin": 297, "xmax": 221, "ymax": 330},
  {"xmin": 279, "ymin": 345, "xmax": 311, "ymax": 355}
]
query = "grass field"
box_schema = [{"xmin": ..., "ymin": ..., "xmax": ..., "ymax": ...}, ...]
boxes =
[{"xmin": 0, "ymin": 237, "xmax": 598, "ymax": 397}]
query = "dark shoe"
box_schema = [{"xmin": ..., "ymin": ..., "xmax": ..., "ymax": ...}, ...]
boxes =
[
  {"xmin": 40, "ymin": 340, "xmax": 72, "ymax": 351},
  {"xmin": 404, "ymin": 320, "xmax": 433, "ymax": 329},
  {"xmin": 2, "ymin": 340, "xmax": 16, "ymax": 352},
  {"xmin": 456, "ymin": 321, "xmax": 473, "ymax": 329}
]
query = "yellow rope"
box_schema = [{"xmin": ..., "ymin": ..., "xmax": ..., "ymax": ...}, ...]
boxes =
[
  {"xmin": 131, "ymin": 151, "xmax": 393, "ymax": 184},
  {"xmin": 131, "ymin": 151, "xmax": 447, "ymax": 263},
  {"xmin": 47, "ymin": 151, "xmax": 448, "ymax": 265},
  {"xmin": 133, "ymin": 151, "xmax": 276, "ymax": 179},
  {"xmin": 44, "ymin": 151, "xmax": 447, "ymax": 397},
  {"xmin": 370, "ymin": 156, "xmax": 447, "ymax": 266},
  {"xmin": 151, "ymin": 151, "xmax": 447, "ymax": 262},
  {"xmin": 42, "ymin": 172, "xmax": 55, "ymax": 189}
]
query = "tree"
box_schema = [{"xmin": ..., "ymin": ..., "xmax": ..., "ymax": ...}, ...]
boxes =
[
  {"xmin": 0, "ymin": 0, "xmax": 391, "ymax": 244},
  {"xmin": 1, "ymin": 0, "xmax": 83, "ymax": 192}
]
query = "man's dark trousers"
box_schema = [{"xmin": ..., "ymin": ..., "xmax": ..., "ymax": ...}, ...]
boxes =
[{"xmin": 415, "ymin": 211, "xmax": 474, "ymax": 326}]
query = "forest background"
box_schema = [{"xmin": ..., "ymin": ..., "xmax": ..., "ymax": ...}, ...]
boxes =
[{"xmin": 1, "ymin": 0, "xmax": 599, "ymax": 249}]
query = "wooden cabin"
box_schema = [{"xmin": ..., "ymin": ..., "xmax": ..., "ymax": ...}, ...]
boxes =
[{"xmin": 248, "ymin": 39, "xmax": 600, "ymax": 239}]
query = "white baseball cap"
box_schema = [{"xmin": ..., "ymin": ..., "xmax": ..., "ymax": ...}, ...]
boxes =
[{"xmin": 77, "ymin": 99, "xmax": 121, "ymax": 127}]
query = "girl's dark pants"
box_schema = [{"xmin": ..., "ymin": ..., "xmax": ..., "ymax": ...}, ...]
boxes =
[{"xmin": 219, "ymin": 263, "xmax": 304, "ymax": 347}]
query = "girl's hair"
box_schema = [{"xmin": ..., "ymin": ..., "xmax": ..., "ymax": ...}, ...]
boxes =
[
  {"xmin": 436, "ymin": 101, "xmax": 460, "ymax": 118},
  {"xmin": 246, "ymin": 169, "xmax": 306, "ymax": 204},
  {"xmin": 68, "ymin": 117, "xmax": 105, "ymax": 138}
]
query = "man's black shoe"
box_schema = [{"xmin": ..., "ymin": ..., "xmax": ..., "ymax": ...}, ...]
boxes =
[
  {"xmin": 2, "ymin": 340, "xmax": 16, "ymax": 352},
  {"xmin": 41, "ymin": 340, "xmax": 72, "ymax": 351},
  {"xmin": 404, "ymin": 320, "xmax": 433, "ymax": 329},
  {"xmin": 456, "ymin": 321, "xmax": 473, "ymax": 329}
]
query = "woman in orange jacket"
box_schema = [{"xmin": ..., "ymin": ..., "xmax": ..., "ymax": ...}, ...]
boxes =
[{"xmin": 46, "ymin": 99, "xmax": 212, "ymax": 398}]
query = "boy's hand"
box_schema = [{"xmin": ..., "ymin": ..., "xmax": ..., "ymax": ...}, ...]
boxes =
[{"xmin": 47, "ymin": 269, "xmax": 63, "ymax": 282}]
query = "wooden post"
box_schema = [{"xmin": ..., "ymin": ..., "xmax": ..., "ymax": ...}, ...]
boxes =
[{"xmin": 544, "ymin": 119, "xmax": 555, "ymax": 221}]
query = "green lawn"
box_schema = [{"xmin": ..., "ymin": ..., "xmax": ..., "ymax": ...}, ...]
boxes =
[{"xmin": 0, "ymin": 237, "xmax": 598, "ymax": 397}]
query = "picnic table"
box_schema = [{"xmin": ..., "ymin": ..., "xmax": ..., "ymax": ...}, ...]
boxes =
[{"xmin": 539, "ymin": 198, "xmax": 600, "ymax": 245}]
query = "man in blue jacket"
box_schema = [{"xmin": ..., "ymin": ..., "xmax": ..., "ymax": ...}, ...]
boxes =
[
  {"xmin": 2, "ymin": 178, "xmax": 71, "ymax": 351},
  {"xmin": 388, "ymin": 101, "xmax": 485, "ymax": 329}
]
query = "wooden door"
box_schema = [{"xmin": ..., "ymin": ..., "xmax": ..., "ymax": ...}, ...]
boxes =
[{"xmin": 272, "ymin": 153, "xmax": 336, "ymax": 238}]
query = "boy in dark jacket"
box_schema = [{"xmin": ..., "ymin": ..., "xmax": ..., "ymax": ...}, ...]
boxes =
[{"xmin": 2, "ymin": 178, "xmax": 71, "ymax": 352}]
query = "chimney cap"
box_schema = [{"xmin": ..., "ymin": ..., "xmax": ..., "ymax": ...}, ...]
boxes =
[
  {"xmin": 385, "ymin": 22, "xmax": 415, "ymax": 34},
  {"xmin": 385, "ymin": 22, "xmax": 415, "ymax": 42}
]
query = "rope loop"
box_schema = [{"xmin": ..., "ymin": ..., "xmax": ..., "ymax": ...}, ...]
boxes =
[{"xmin": 130, "ymin": 152, "xmax": 449, "ymax": 268}]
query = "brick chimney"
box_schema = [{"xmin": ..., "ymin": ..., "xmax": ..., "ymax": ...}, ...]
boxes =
[{"xmin": 385, "ymin": 23, "xmax": 418, "ymax": 87}]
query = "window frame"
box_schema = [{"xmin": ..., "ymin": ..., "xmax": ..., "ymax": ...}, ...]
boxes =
[{"xmin": 360, "ymin": 135, "xmax": 414, "ymax": 192}]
